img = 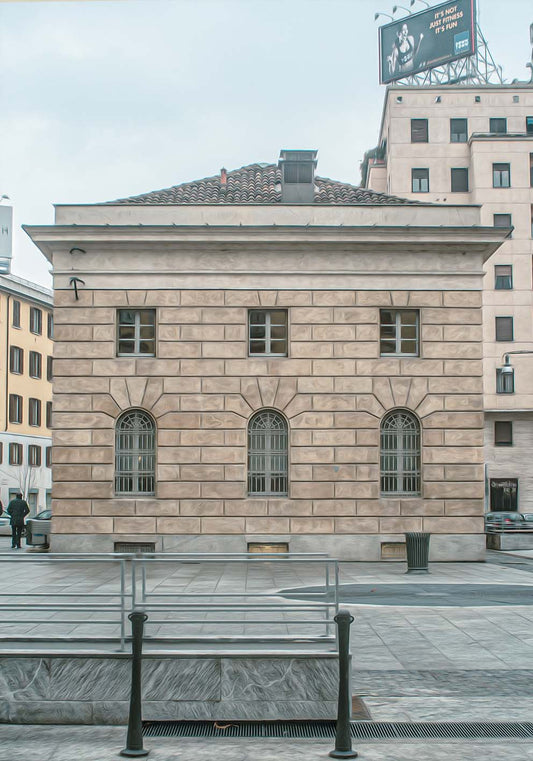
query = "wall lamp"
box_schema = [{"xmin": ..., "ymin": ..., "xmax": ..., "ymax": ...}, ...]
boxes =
[
  {"xmin": 499, "ymin": 350, "xmax": 533, "ymax": 374},
  {"xmin": 410, "ymin": 0, "xmax": 430, "ymax": 7},
  {"xmin": 393, "ymin": 5, "xmax": 412, "ymax": 14},
  {"xmin": 374, "ymin": 11, "xmax": 394, "ymax": 21},
  {"xmin": 69, "ymin": 247, "xmax": 86, "ymax": 255}
]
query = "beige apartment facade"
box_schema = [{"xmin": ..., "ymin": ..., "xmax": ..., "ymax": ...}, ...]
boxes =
[
  {"xmin": 363, "ymin": 84, "xmax": 533, "ymax": 514},
  {"xmin": 26, "ymin": 158, "xmax": 506, "ymax": 559},
  {"xmin": 0, "ymin": 273, "xmax": 53, "ymax": 513}
]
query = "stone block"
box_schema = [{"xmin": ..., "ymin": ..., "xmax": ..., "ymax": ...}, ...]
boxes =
[
  {"xmin": 181, "ymin": 394, "xmax": 225, "ymax": 411},
  {"xmin": 52, "ymin": 500, "xmax": 92, "ymax": 516},
  {"xmin": 203, "ymin": 377, "xmax": 241, "ymax": 394},
  {"xmin": 114, "ymin": 517, "xmax": 156, "ymax": 533},
  {"xmin": 224, "ymin": 430, "xmax": 247, "ymax": 446},
  {"xmin": 163, "ymin": 377, "xmax": 201, "ymax": 393},
  {"xmin": 356, "ymin": 429, "xmax": 380, "ymax": 447},
  {"xmin": 224, "ymin": 290, "xmax": 261, "ymax": 306},
  {"xmin": 333, "ymin": 342, "xmax": 377, "ymax": 358},
  {"xmin": 157, "ymin": 464, "xmax": 182, "ymax": 481},
  {"xmin": 423, "ymin": 343, "xmax": 482, "ymax": 359},
  {"xmin": 91, "ymin": 499, "xmax": 135, "ymax": 516},
  {"xmin": 335, "ymin": 482, "xmax": 378, "ymax": 499},
  {"xmin": 444, "ymin": 291, "xmax": 482, "ymax": 307},
  {"xmin": 424, "ymin": 412, "xmax": 484, "ymax": 429},
  {"xmin": 313, "ymin": 359, "xmax": 356, "ymax": 376},
  {"xmin": 400, "ymin": 499, "xmax": 444, "ymax": 516},
  {"xmin": 54, "ymin": 377, "xmax": 110, "ymax": 394},
  {"xmin": 333, "ymin": 307, "xmax": 376, "ymax": 324},
  {"xmin": 335, "ymin": 447, "xmax": 377, "ymax": 464},
  {"xmin": 444, "ymin": 360, "xmax": 483, "ymax": 376},
  {"xmin": 408, "ymin": 291, "xmax": 442, "ymax": 307},
  {"xmin": 201, "ymin": 517, "xmax": 246, "ymax": 533},
  {"xmin": 312, "ymin": 500, "xmax": 356, "ymax": 516},
  {"xmin": 291, "ymin": 341, "xmax": 333, "ymax": 358},
  {"xmin": 423, "ymin": 308, "xmax": 481, "ymax": 325},
  {"xmin": 54, "ymin": 324, "xmax": 93, "ymax": 341},
  {"xmin": 225, "ymin": 325, "xmax": 247, "ymax": 340},
  {"xmin": 421, "ymin": 325, "xmax": 443, "ymax": 341},
  {"xmin": 290, "ymin": 518, "xmax": 335, "ymax": 533},
  {"xmin": 201, "ymin": 482, "xmax": 245, "ymax": 499},
  {"xmin": 136, "ymin": 500, "xmax": 179, "ymax": 516},
  {"xmin": 423, "ymin": 446, "xmax": 483, "ymax": 464},
  {"xmin": 202, "ymin": 307, "xmax": 246, "ymax": 324},
  {"xmin": 276, "ymin": 291, "xmax": 312, "ymax": 306},
  {"xmin": 356, "ymin": 291, "xmax": 391, "ymax": 306},
  {"xmin": 158, "ymin": 413, "xmax": 201, "ymax": 428},
  {"xmin": 53, "ymin": 359, "xmax": 94, "ymax": 376},
  {"xmin": 226, "ymin": 359, "xmax": 268, "ymax": 376},
  {"xmin": 291, "ymin": 482, "xmax": 334, "ymax": 499},
  {"xmin": 313, "ymin": 430, "xmax": 355, "ymax": 446},
  {"xmin": 53, "ymin": 481, "xmax": 112, "ymax": 499},
  {"xmin": 379, "ymin": 517, "xmax": 422, "ymax": 533},
  {"xmin": 312, "ymin": 291, "xmax": 355, "ymax": 306},
  {"xmin": 312, "ymin": 394, "xmax": 355, "ymax": 412},
  {"xmin": 245, "ymin": 517, "xmax": 290, "ymax": 533},
  {"xmin": 357, "ymin": 500, "xmax": 399, "ymax": 516},
  {"xmin": 200, "ymin": 446, "xmax": 245, "ymax": 464},
  {"xmin": 444, "ymin": 395, "xmax": 483, "ymax": 411},
  {"xmin": 224, "ymin": 464, "xmax": 246, "ymax": 481},
  {"xmin": 220, "ymin": 657, "xmax": 336, "ymax": 702},
  {"xmin": 53, "ymin": 517, "xmax": 113, "ymax": 534},
  {"xmin": 180, "ymin": 430, "xmax": 225, "ymax": 446},
  {"xmin": 313, "ymin": 464, "xmax": 356, "ymax": 481},
  {"xmin": 424, "ymin": 481, "xmax": 484, "ymax": 499},
  {"xmin": 444, "ymin": 430, "xmax": 485, "ymax": 446},
  {"xmin": 267, "ymin": 359, "xmax": 312, "ymax": 376},
  {"xmin": 92, "ymin": 429, "xmax": 115, "ymax": 446},
  {"xmin": 158, "ymin": 482, "xmax": 201, "ymax": 499},
  {"xmin": 356, "ymin": 324, "xmax": 379, "ymax": 341},
  {"xmin": 202, "ymin": 341, "xmax": 246, "ymax": 358},
  {"xmin": 423, "ymin": 516, "xmax": 484, "ymax": 533},
  {"xmin": 156, "ymin": 518, "xmax": 201, "ymax": 534},
  {"xmin": 391, "ymin": 292, "xmax": 409, "ymax": 307},
  {"xmin": 444, "ymin": 500, "xmax": 484, "ymax": 516},
  {"xmin": 400, "ymin": 359, "xmax": 444, "ymax": 376},
  {"xmin": 180, "ymin": 359, "xmax": 224, "ymax": 376},
  {"xmin": 159, "ymin": 446, "xmax": 201, "ymax": 464},
  {"xmin": 180, "ymin": 465, "xmax": 225, "ymax": 481},
  {"xmin": 225, "ymin": 500, "xmax": 268, "ymax": 516},
  {"xmin": 181, "ymin": 290, "xmax": 224, "ymax": 306},
  {"xmin": 268, "ymin": 500, "xmax": 313, "ymax": 516},
  {"xmin": 180, "ymin": 500, "xmax": 224, "ymax": 516},
  {"xmin": 201, "ymin": 412, "xmax": 245, "ymax": 429},
  {"xmin": 444, "ymin": 465, "xmax": 484, "ymax": 481},
  {"xmin": 55, "ymin": 289, "xmax": 93, "ymax": 306},
  {"xmin": 159, "ymin": 307, "xmax": 202, "ymax": 323},
  {"xmin": 313, "ymin": 325, "xmax": 355, "ymax": 341},
  {"xmin": 334, "ymin": 517, "xmax": 380, "ymax": 533},
  {"xmin": 159, "ymin": 342, "xmax": 201, "ymax": 358},
  {"xmin": 291, "ymin": 307, "xmax": 333, "ymax": 323},
  {"xmin": 291, "ymin": 412, "xmax": 335, "ymax": 429},
  {"xmin": 55, "ymin": 307, "xmax": 114, "ymax": 324},
  {"xmin": 334, "ymin": 412, "xmax": 377, "ymax": 428},
  {"xmin": 428, "ymin": 377, "xmax": 481, "ymax": 393},
  {"xmin": 92, "ymin": 359, "xmax": 136, "ymax": 376},
  {"xmin": 356, "ymin": 359, "xmax": 401, "ymax": 376},
  {"xmin": 291, "ymin": 446, "xmax": 334, "ymax": 464},
  {"xmin": 443, "ymin": 324, "xmax": 483, "ymax": 342},
  {"xmin": 54, "ymin": 341, "xmax": 114, "ymax": 359},
  {"xmin": 53, "ymin": 464, "xmax": 92, "ymax": 482}
]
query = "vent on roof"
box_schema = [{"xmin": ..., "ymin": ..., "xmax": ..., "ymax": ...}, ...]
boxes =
[{"xmin": 278, "ymin": 149, "xmax": 317, "ymax": 203}]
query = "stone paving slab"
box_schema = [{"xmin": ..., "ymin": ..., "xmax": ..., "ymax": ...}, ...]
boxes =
[{"xmin": 1, "ymin": 726, "xmax": 533, "ymax": 761}]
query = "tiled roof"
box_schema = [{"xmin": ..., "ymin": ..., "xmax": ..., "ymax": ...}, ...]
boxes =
[{"xmin": 107, "ymin": 163, "xmax": 423, "ymax": 206}]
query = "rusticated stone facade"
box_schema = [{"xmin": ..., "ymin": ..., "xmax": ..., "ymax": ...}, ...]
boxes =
[{"xmin": 25, "ymin": 168, "xmax": 506, "ymax": 559}]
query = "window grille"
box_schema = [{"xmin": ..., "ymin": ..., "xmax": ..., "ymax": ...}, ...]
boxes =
[
  {"xmin": 115, "ymin": 410, "xmax": 155, "ymax": 496},
  {"xmin": 380, "ymin": 410, "xmax": 421, "ymax": 496},
  {"xmin": 117, "ymin": 309, "xmax": 156, "ymax": 356},
  {"xmin": 248, "ymin": 410, "xmax": 288, "ymax": 497}
]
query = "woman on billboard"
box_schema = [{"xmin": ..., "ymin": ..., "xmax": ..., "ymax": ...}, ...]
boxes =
[{"xmin": 387, "ymin": 23, "xmax": 424, "ymax": 76}]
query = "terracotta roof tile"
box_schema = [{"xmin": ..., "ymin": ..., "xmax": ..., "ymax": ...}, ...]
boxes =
[{"xmin": 107, "ymin": 163, "xmax": 423, "ymax": 206}]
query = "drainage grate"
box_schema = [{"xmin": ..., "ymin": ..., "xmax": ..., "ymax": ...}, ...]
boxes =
[{"xmin": 143, "ymin": 720, "xmax": 533, "ymax": 740}]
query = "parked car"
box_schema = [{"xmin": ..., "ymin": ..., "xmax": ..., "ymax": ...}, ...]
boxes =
[
  {"xmin": 522, "ymin": 513, "xmax": 533, "ymax": 523},
  {"xmin": 34, "ymin": 510, "xmax": 52, "ymax": 521},
  {"xmin": 0, "ymin": 516, "xmax": 11, "ymax": 536},
  {"xmin": 485, "ymin": 511, "xmax": 529, "ymax": 532}
]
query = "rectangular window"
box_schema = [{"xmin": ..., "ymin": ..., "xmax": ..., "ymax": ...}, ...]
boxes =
[
  {"xmin": 117, "ymin": 309, "xmax": 156, "ymax": 356},
  {"xmin": 47, "ymin": 356, "xmax": 53, "ymax": 382},
  {"xmin": 47, "ymin": 313, "xmax": 54, "ymax": 339},
  {"xmin": 495, "ymin": 316, "xmax": 513, "ymax": 342},
  {"xmin": 496, "ymin": 367, "xmax": 514, "ymax": 394},
  {"xmin": 493, "ymin": 214, "xmax": 512, "ymax": 230},
  {"xmin": 12, "ymin": 300, "xmax": 21, "ymax": 328},
  {"xmin": 380, "ymin": 309, "xmax": 419, "ymax": 357},
  {"xmin": 0, "ymin": 442, "xmax": 2, "ymax": 464},
  {"xmin": 494, "ymin": 264, "xmax": 513, "ymax": 290},
  {"xmin": 410, "ymin": 118, "xmax": 428, "ymax": 143},
  {"xmin": 494, "ymin": 421, "xmax": 513, "ymax": 447},
  {"xmin": 490, "ymin": 478, "xmax": 518, "ymax": 511},
  {"xmin": 46, "ymin": 446, "xmax": 52, "ymax": 468},
  {"xmin": 9, "ymin": 443, "xmax": 22, "ymax": 466},
  {"xmin": 46, "ymin": 401, "xmax": 52, "ymax": 429},
  {"xmin": 490, "ymin": 117, "xmax": 507, "ymax": 134},
  {"xmin": 249, "ymin": 310, "xmax": 288, "ymax": 356},
  {"xmin": 30, "ymin": 307, "xmax": 42, "ymax": 335},
  {"xmin": 450, "ymin": 118, "xmax": 468, "ymax": 143},
  {"xmin": 29, "ymin": 351, "xmax": 42, "ymax": 379},
  {"xmin": 411, "ymin": 168, "xmax": 429, "ymax": 193},
  {"xmin": 9, "ymin": 346, "xmax": 23, "ymax": 374},
  {"xmin": 493, "ymin": 163, "xmax": 510, "ymax": 188},
  {"xmin": 9, "ymin": 394, "xmax": 22, "ymax": 424},
  {"xmin": 530, "ymin": 154, "xmax": 533, "ymax": 188},
  {"xmin": 29, "ymin": 445, "xmax": 42, "ymax": 467},
  {"xmin": 527, "ymin": 116, "xmax": 533, "ymax": 135},
  {"xmin": 451, "ymin": 168, "xmax": 469, "ymax": 192},
  {"xmin": 29, "ymin": 398, "xmax": 41, "ymax": 427}
]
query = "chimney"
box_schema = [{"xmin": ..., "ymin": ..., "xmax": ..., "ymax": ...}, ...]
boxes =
[
  {"xmin": 220, "ymin": 167, "xmax": 227, "ymax": 185},
  {"xmin": 278, "ymin": 150, "xmax": 318, "ymax": 203}
]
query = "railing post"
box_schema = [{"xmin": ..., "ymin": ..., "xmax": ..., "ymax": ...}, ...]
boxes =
[
  {"xmin": 329, "ymin": 609, "xmax": 357, "ymax": 759},
  {"xmin": 120, "ymin": 611, "xmax": 149, "ymax": 758}
]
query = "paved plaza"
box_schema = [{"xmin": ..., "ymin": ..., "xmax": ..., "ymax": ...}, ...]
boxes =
[{"xmin": 2, "ymin": 547, "xmax": 533, "ymax": 758}]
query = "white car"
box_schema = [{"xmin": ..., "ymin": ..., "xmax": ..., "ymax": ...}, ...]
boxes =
[{"xmin": 0, "ymin": 516, "xmax": 11, "ymax": 536}]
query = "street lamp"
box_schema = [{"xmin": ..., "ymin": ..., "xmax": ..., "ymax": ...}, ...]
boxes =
[
  {"xmin": 393, "ymin": 5, "xmax": 412, "ymax": 14},
  {"xmin": 410, "ymin": 0, "xmax": 430, "ymax": 7},
  {"xmin": 374, "ymin": 11, "xmax": 394, "ymax": 21},
  {"xmin": 499, "ymin": 350, "xmax": 533, "ymax": 374}
]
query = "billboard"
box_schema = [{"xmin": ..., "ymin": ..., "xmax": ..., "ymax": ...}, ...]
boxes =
[
  {"xmin": 379, "ymin": 0, "xmax": 476, "ymax": 84},
  {"xmin": 0, "ymin": 205, "xmax": 12, "ymax": 271}
]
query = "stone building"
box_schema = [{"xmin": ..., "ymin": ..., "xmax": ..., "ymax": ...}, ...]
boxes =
[
  {"xmin": 25, "ymin": 151, "xmax": 506, "ymax": 559},
  {"xmin": 362, "ymin": 83, "xmax": 533, "ymax": 514}
]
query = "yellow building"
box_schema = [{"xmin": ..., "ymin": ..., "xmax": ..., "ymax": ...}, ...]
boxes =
[{"xmin": 0, "ymin": 273, "xmax": 53, "ymax": 514}]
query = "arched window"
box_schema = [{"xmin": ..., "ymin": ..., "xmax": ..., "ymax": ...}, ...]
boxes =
[
  {"xmin": 248, "ymin": 410, "xmax": 288, "ymax": 496},
  {"xmin": 115, "ymin": 410, "xmax": 156, "ymax": 496},
  {"xmin": 380, "ymin": 410, "xmax": 420, "ymax": 496}
]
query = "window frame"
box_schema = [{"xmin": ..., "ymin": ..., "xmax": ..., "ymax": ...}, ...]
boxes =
[
  {"xmin": 29, "ymin": 398, "xmax": 41, "ymax": 427},
  {"xmin": 12, "ymin": 300, "xmax": 21, "ymax": 328},
  {"xmin": 115, "ymin": 409, "xmax": 156, "ymax": 496},
  {"xmin": 46, "ymin": 401, "xmax": 52, "ymax": 429},
  {"xmin": 380, "ymin": 309, "xmax": 419, "ymax": 357},
  {"xmin": 489, "ymin": 117, "xmax": 507, "ymax": 134},
  {"xmin": 9, "ymin": 346, "xmax": 23, "ymax": 375},
  {"xmin": 28, "ymin": 445, "xmax": 42, "ymax": 467},
  {"xmin": 380, "ymin": 409, "xmax": 421, "ymax": 497},
  {"xmin": 495, "ymin": 316, "xmax": 514, "ymax": 342},
  {"xmin": 410, "ymin": 118, "xmax": 428, "ymax": 143},
  {"xmin": 526, "ymin": 116, "xmax": 533, "ymax": 135},
  {"xmin": 9, "ymin": 442, "xmax": 23, "ymax": 466},
  {"xmin": 490, "ymin": 478, "xmax": 518, "ymax": 511},
  {"xmin": 493, "ymin": 163, "xmax": 511, "ymax": 188},
  {"xmin": 248, "ymin": 309, "xmax": 288, "ymax": 357},
  {"xmin": 494, "ymin": 421, "xmax": 513, "ymax": 447},
  {"xmin": 47, "ymin": 313, "xmax": 54, "ymax": 339},
  {"xmin": 29, "ymin": 307, "xmax": 43, "ymax": 335},
  {"xmin": 411, "ymin": 168, "xmax": 429, "ymax": 193},
  {"xmin": 47, "ymin": 356, "xmax": 53, "ymax": 382},
  {"xmin": 494, "ymin": 264, "xmax": 513, "ymax": 290},
  {"xmin": 493, "ymin": 214, "xmax": 512, "ymax": 231},
  {"xmin": 450, "ymin": 167, "xmax": 469, "ymax": 192},
  {"xmin": 117, "ymin": 309, "xmax": 156, "ymax": 357},
  {"xmin": 247, "ymin": 409, "xmax": 289, "ymax": 497},
  {"xmin": 9, "ymin": 394, "xmax": 23, "ymax": 424},
  {"xmin": 450, "ymin": 118, "xmax": 468, "ymax": 143},
  {"xmin": 45, "ymin": 447, "xmax": 52, "ymax": 468},
  {"xmin": 29, "ymin": 351, "xmax": 42, "ymax": 379}
]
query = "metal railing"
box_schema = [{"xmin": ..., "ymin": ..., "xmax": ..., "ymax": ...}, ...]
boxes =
[{"xmin": 0, "ymin": 552, "xmax": 338, "ymax": 652}]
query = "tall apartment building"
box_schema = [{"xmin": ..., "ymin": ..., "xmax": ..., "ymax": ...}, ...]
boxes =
[
  {"xmin": 0, "ymin": 273, "xmax": 53, "ymax": 513},
  {"xmin": 362, "ymin": 84, "xmax": 533, "ymax": 515},
  {"xmin": 26, "ymin": 153, "xmax": 506, "ymax": 558}
]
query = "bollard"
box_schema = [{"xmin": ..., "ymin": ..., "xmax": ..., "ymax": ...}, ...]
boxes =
[
  {"xmin": 120, "ymin": 611, "xmax": 149, "ymax": 757},
  {"xmin": 329, "ymin": 609, "xmax": 358, "ymax": 759}
]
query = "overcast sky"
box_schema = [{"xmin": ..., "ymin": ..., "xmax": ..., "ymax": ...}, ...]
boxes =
[{"xmin": 1, "ymin": 0, "xmax": 532, "ymax": 287}]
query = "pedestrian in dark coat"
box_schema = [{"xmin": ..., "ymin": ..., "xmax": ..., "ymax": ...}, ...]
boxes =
[{"xmin": 7, "ymin": 493, "xmax": 30, "ymax": 549}]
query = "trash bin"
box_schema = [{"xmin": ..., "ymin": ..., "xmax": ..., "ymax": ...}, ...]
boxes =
[
  {"xmin": 26, "ymin": 518, "xmax": 51, "ymax": 548},
  {"xmin": 404, "ymin": 532, "xmax": 430, "ymax": 574}
]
